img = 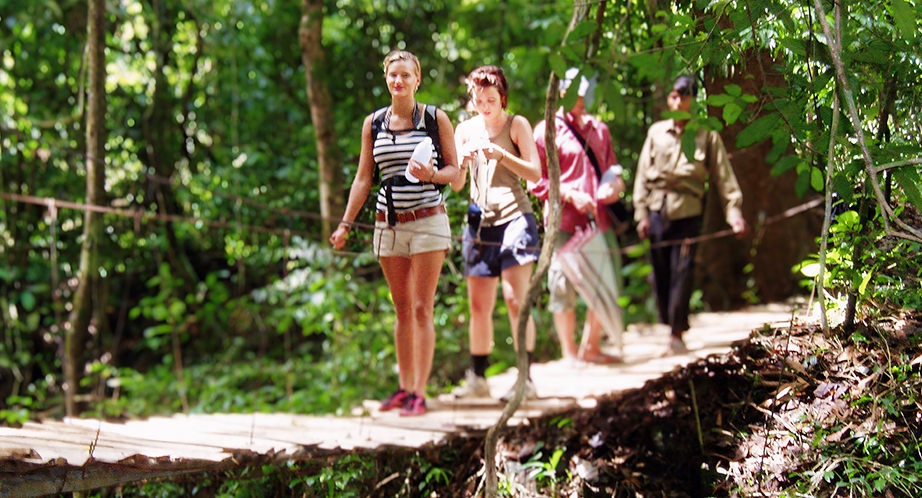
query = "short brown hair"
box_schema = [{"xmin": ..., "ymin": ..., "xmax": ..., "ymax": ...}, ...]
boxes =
[{"xmin": 466, "ymin": 65, "xmax": 509, "ymax": 109}]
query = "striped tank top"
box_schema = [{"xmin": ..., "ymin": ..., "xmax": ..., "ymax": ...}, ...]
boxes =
[{"xmin": 373, "ymin": 104, "xmax": 444, "ymax": 215}]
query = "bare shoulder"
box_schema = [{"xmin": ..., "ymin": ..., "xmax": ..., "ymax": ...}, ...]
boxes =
[
  {"xmin": 434, "ymin": 107, "xmax": 454, "ymax": 127},
  {"xmin": 510, "ymin": 114, "xmax": 534, "ymax": 132}
]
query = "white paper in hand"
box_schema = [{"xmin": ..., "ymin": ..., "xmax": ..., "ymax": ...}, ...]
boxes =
[{"xmin": 406, "ymin": 137, "xmax": 433, "ymax": 183}]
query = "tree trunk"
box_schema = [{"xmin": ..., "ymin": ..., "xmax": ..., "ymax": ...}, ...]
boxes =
[
  {"xmin": 299, "ymin": 0, "xmax": 344, "ymax": 239},
  {"xmin": 698, "ymin": 51, "xmax": 823, "ymax": 310},
  {"xmin": 66, "ymin": 0, "xmax": 107, "ymax": 417},
  {"xmin": 143, "ymin": 0, "xmax": 198, "ymax": 291}
]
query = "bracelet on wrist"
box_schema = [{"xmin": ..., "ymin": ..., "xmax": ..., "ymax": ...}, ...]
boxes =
[
  {"xmin": 338, "ymin": 221, "xmax": 352, "ymax": 231},
  {"xmin": 428, "ymin": 169, "xmax": 437, "ymax": 182}
]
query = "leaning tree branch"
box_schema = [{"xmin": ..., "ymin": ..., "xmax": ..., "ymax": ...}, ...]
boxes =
[
  {"xmin": 813, "ymin": 0, "xmax": 922, "ymax": 243},
  {"xmin": 817, "ymin": 90, "xmax": 839, "ymax": 334},
  {"xmin": 481, "ymin": 4, "xmax": 574, "ymax": 494},
  {"xmin": 874, "ymin": 158, "xmax": 922, "ymax": 175}
]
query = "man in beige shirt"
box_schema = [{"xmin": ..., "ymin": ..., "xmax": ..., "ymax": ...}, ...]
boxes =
[{"xmin": 633, "ymin": 75, "xmax": 748, "ymax": 355}]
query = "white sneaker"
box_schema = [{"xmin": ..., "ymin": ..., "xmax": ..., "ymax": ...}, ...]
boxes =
[
  {"xmin": 452, "ymin": 370, "xmax": 491, "ymax": 399},
  {"xmin": 500, "ymin": 379, "xmax": 537, "ymax": 403}
]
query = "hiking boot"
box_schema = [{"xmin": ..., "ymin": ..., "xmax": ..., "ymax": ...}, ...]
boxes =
[
  {"xmin": 500, "ymin": 379, "xmax": 537, "ymax": 403},
  {"xmin": 399, "ymin": 393, "xmax": 427, "ymax": 416},
  {"xmin": 452, "ymin": 370, "xmax": 491, "ymax": 399},
  {"xmin": 379, "ymin": 388, "xmax": 409, "ymax": 411}
]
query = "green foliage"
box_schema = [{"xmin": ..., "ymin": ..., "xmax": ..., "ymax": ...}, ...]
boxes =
[
  {"xmin": 521, "ymin": 442, "xmax": 566, "ymax": 487},
  {"xmin": 796, "ymin": 206, "xmax": 922, "ymax": 319},
  {"xmin": 789, "ymin": 328, "xmax": 922, "ymax": 497}
]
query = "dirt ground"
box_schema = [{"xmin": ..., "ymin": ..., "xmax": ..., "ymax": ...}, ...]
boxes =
[{"xmin": 392, "ymin": 312, "xmax": 922, "ymax": 497}]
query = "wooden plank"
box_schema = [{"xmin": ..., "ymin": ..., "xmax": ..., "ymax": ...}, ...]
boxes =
[{"xmin": 0, "ymin": 306, "xmax": 799, "ymax": 494}]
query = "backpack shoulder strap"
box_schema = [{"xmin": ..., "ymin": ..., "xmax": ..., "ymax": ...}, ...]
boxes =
[
  {"xmin": 424, "ymin": 105, "xmax": 443, "ymax": 169},
  {"xmin": 556, "ymin": 115, "xmax": 602, "ymax": 179},
  {"xmin": 370, "ymin": 106, "xmax": 388, "ymax": 139},
  {"xmin": 369, "ymin": 106, "xmax": 388, "ymax": 185}
]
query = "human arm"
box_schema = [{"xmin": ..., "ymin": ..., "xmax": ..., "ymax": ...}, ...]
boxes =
[
  {"xmin": 707, "ymin": 131, "xmax": 748, "ymax": 238},
  {"xmin": 633, "ymin": 134, "xmax": 654, "ymax": 239},
  {"xmin": 449, "ymin": 120, "xmax": 473, "ymax": 192},
  {"xmin": 526, "ymin": 121, "xmax": 550, "ymax": 201},
  {"xmin": 492, "ymin": 115, "xmax": 542, "ymax": 183},
  {"xmin": 407, "ymin": 108, "xmax": 462, "ymax": 186},
  {"xmin": 594, "ymin": 124, "xmax": 624, "ymax": 205},
  {"xmin": 431, "ymin": 108, "xmax": 462, "ymax": 185},
  {"xmin": 330, "ymin": 114, "xmax": 377, "ymax": 250},
  {"xmin": 597, "ymin": 165, "xmax": 625, "ymax": 205}
]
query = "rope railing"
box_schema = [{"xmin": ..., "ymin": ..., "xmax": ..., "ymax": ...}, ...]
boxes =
[{"xmin": 1, "ymin": 188, "xmax": 824, "ymax": 260}]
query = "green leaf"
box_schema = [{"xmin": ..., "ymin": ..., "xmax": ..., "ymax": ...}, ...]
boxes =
[
  {"xmin": 858, "ymin": 269, "xmax": 874, "ymax": 296},
  {"xmin": 891, "ymin": 0, "xmax": 917, "ymax": 41},
  {"xmin": 628, "ymin": 53, "xmax": 665, "ymax": 81},
  {"xmin": 723, "ymin": 103, "xmax": 743, "ymax": 125},
  {"xmin": 144, "ymin": 324, "xmax": 174, "ymax": 338},
  {"xmin": 799, "ymin": 262, "xmax": 821, "ymax": 278},
  {"xmin": 681, "ymin": 128, "xmax": 698, "ymax": 163},
  {"xmin": 724, "ymin": 84, "xmax": 742, "ymax": 97},
  {"xmin": 766, "ymin": 129, "xmax": 790, "ymax": 164},
  {"xmin": 662, "ymin": 110, "xmax": 692, "ymax": 121},
  {"xmin": 567, "ymin": 20, "xmax": 597, "ymax": 41},
  {"xmin": 603, "ymin": 80, "xmax": 626, "ymax": 122},
  {"xmin": 811, "ymin": 166, "xmax": 824, "ymax": 191},
  {"xmin": 833, "ymin": 210, "xmax": 860, "ymax": 231},
  {"xmin": 548, "ymin": 53, "xmax": 568, "ymax": 81},
  {"xmin": 893, "ymin": 166, "xmax": 922, "ymax": 210},
  {"xmin": 705, "ymin": 94, "xmax": 734, "ymax": 107},
  {"xmin": 771, "ymin": 155, "xmax": 802, "ymax": 176},
  {"xmin": 832, "ymin": 171, "xmax": 854, "ymax": 204},
  {"xmin": 20, "ymin": 291, "xmax": 36, "ymax": 312},
  {"xmin": 779, "ymin": 38, "xmax": 807, "ymax": 57},
  {"xmin": 737, "ymin": 112, "xmax": 782, "ymax": 148}
]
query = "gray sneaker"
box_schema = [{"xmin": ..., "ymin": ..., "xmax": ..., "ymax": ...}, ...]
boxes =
[
  {"xmin": 500, "ymin": 379, "xmax": 537, "ymax": 403},
  {"xmin": 452, "ymin": 370, "xmax": 491, "ymax": 399}
]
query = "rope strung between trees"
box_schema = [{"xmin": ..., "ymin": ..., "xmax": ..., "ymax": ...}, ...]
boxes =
[{"xmin": 0, "ymin": 191, "xmax": 823, "ymax": 256}]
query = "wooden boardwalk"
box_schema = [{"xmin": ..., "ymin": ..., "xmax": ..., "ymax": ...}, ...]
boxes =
[{"xmin": 0, "ymin": 305, "xmax": 797, "ymax": 497}]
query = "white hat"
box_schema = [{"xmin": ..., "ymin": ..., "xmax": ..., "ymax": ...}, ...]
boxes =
[
  {"xmin": 561, "ymin": 67, "xmax": 596, "ymax": 107},
  {"xmin": 561, "ymin": 67, "xmax": 591, "ymax": 97}
]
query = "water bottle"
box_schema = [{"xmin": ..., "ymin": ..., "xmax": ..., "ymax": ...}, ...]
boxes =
[{"xmin": 406, "ymin": 137, "xmax": 433, "ymax": 183}]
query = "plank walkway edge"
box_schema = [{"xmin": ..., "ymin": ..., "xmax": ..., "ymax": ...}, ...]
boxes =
[{"xmin": 0, "ymin": 305, "xmax": 802, "ymax": 497}]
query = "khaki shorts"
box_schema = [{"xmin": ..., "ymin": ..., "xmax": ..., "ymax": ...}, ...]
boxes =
[{"xmin": 374, "ymin": 212, "xmax": 452, "ymax": 258}]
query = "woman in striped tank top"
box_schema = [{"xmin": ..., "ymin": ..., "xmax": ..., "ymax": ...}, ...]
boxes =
[{"xmin": 329, "ymin": 50, "xmax": 461, "ymax": 416}]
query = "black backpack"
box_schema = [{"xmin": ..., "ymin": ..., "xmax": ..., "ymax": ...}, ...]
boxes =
[
  {"xmin": 369, "ymin": 104, "xmax": 444, "ymax": 226},
  {"xmin": 369, "ymin": 104, "xmax": 444, "ymax": 185}
]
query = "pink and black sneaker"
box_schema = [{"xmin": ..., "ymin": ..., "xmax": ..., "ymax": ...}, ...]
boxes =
[
  {"xmin": 399, "ymin": 393, "xmax": 427, "ymax": 417},
  {"xmin": 379, "ymin": 388, "xmax": 409, "ymax": 412}
]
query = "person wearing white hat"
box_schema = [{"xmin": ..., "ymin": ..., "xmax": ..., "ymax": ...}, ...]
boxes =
[{"xmin": 529, "ymin": 68, "xmax": 625, "ymax": 365}]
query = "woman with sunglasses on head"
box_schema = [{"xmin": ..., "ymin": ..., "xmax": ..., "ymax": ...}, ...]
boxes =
[
  {"xmin": 449, "ymin": 65, "xmax": 542, "ymax": 402},
  {"xmin": 330, "ymin": 50, "xmax": 461, "ymax": 416}
]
